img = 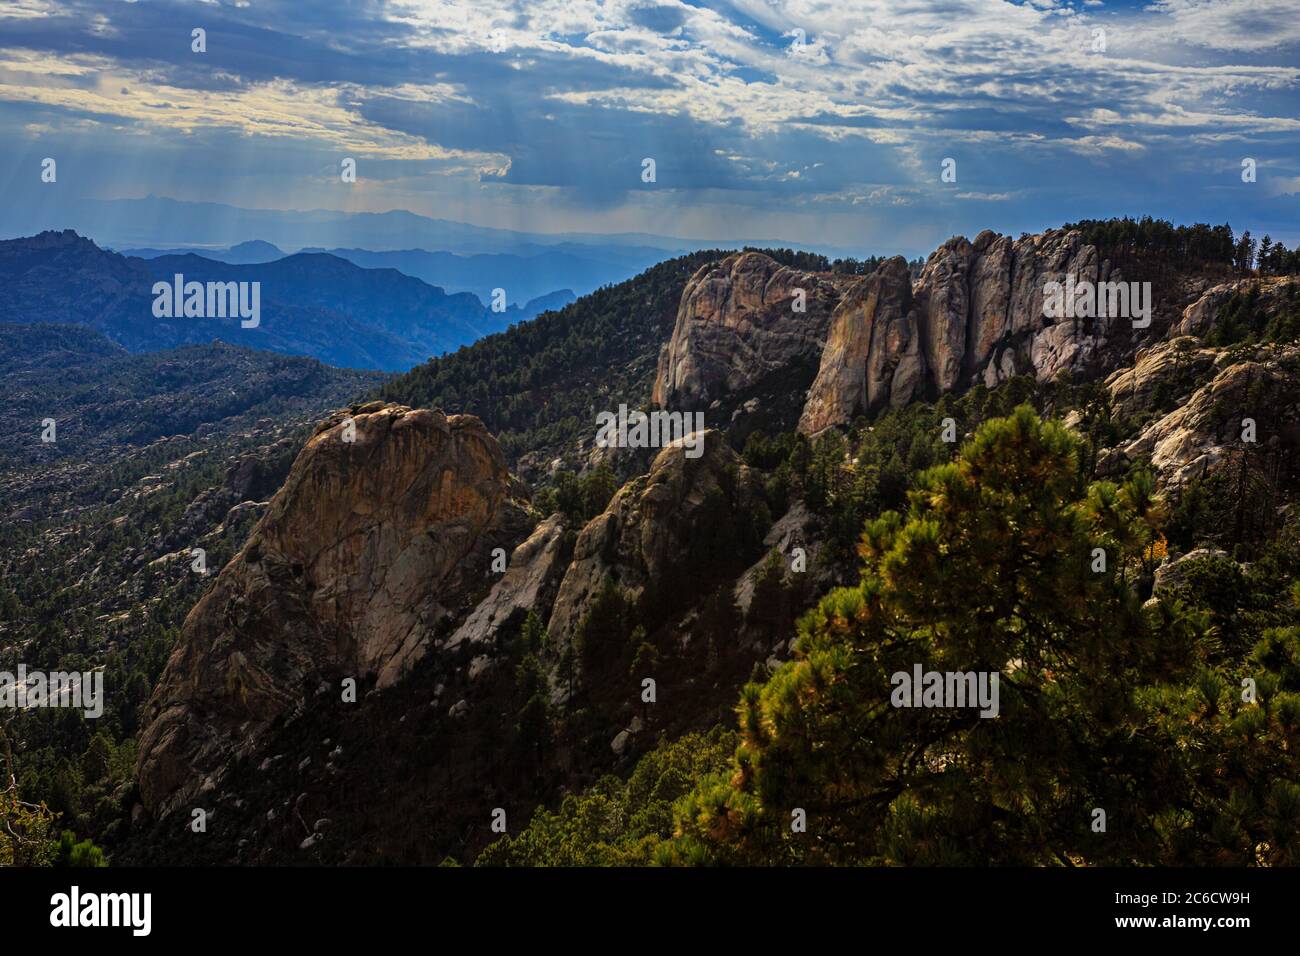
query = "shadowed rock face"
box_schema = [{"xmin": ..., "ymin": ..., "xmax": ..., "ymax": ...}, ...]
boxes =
[
  {"xmin": 444, "ymin": 514, "xmax": 570, "ymax": 653},
  {"xmin": 547, "ymin": 429, "xmax": 759, "ymax": 643},
  {"xmin": 136, "ymin": 402, "xmax": 527, "ymax": 818},
  {"xmin": 653, "ymin": 252, "xmax": 847, "ymax": 410}
]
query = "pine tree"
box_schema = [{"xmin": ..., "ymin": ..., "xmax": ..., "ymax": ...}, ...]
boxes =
[{"xmin": 665, "ymin": 407, "xmax": 1229, "ymax": 865}]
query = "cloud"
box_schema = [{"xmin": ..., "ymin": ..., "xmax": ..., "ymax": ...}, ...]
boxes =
[
  {"xmin": 1, "ymin": 0, "xmax": 1298, "ymax": 250},
  {"xmin": 1145, "ymin": 0, "xmax": 1300, "ymax": 53}
]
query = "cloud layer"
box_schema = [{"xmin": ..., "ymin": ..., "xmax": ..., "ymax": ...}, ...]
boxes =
[{"xmin": 3, "ymin": 0, "xmax": 1298, "ymax": 254}]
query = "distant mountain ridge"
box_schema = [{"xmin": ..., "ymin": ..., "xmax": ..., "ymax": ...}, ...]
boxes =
[
  {"xmin": 8, "ymin": 193, "xmax": 869, "ymax": 260},
  {"xmin": 116, "ymin": 239, "xmax": 286, "ymax": 264},
  {"xmin": 300, "ymin": 246, "xmax": 632, "ymax": 306},
  {"xmin": 0, "ymin": 230, "xmax": 564, "ymax": 371},
  {"xmin": 120, "ymin": 240, "xmax": 583, "ymax": 316}
]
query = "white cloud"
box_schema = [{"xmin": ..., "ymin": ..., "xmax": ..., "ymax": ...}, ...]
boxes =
[{"xmin": 1146, "ymin": 0, "xmax": 1300, "ymax": 52}]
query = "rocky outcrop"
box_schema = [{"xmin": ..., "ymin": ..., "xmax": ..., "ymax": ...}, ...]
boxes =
[
  {"xmin": 1104, "ymin": 337, "xmax": 1218, "ymax": 421},
  {"xmin": 1175, "ymin": 275, "xmax": 1300, "ymax": 338},
  {"xmin": 136, "ymin": 402, "xmax": 529, "ymax": 817},
  {"xmin": 797, "ymin": 229, "xmax": 1128, "ymax": 433},
  {"xmin": 444, "ymin": 514, "xmax": 570, "ymax": 652},
  {"xmin": 732, "ymin": 501, "xmax": 831, "ymax": 615},
  {"xmin": 913, "ymin": 237, "xmax": 973, "ymax": 394},
  {"xmin": 1107, "ymin": 347, "xmax": 1300, "ymax": 488},
  {"xmin": 798, "ymin": 257, "xmax": 918, "ymax": 433},
  {"xmin": 653, "ymin": 252, "xmax": 847, "ymax": 409},
  {"xmin": 547, "ymin": 430, "xmax": 761, "ymax": 642},
  {"xmin": 967, "ymin": 230, "xmax": 1015, "ymax": 375},
  {"xmin": 1154, "ymin": 548, "xmax": 1232, "ymax": 593}
]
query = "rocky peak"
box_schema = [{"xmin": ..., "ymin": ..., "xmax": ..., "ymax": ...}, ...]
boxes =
[
  {"xmin": 798, "ymin": 256, "xmax": 917, "ymax": 434},
  {"xmin": 136, "ymin": 401, "xmax": 529, "ymax": 817},
  {"xmin": 653, "ymin": 252, "xmax": 848, "ymax": 410}
]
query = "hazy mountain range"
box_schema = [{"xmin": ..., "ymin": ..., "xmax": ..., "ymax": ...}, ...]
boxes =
[
  {"xmin": 119, "ymin": 239, "xmax": 618, "ymax": 307},
  {"xmin": 0, "ymin": 230, "xmax": 575, "ymax": 372}
]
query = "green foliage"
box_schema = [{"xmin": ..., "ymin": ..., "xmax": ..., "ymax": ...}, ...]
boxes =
[
  {"xmin": 476, "ymin": 728, "xmax": 736, "ymax": 866},
  {"xmin": 574, "ymin": 580, "xmax": 635, "ymax": 684},
  {"xmin": 1, "ymin": 729, "xmax": 59, "ymax": 866},
  {"xmin": 0, "ymin": 334, "xmax": 338, "ymax": 857},
  {"xmin": 749, "ymin": 375, "xmax": 1053, "ymax": 563},
  {"xmin": 659, "ymin": 407, "xmax": 1298, "ymax": 865},
  {"xmin": 1060, "ymin": 217, "xmax": 1240, "ymax": 273},
  {"xmin": 747, "ymin": 550, "xmax": 806, "ymax": 648},
  {"xmin": 535, "ymin": 463, "xmax": 619, "ymax": 524},
  {"xmin": 55, "ymin": 830, "xmax": 107, "ymax": 867}
]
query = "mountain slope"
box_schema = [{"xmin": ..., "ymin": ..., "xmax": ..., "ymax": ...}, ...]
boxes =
[
  {"xmin": 0, "ymin": 231, "xmax": 534, "ymax": 371},
  {"xmin": 378, "ymin": 249, "xmax": 735, "ymax": 474},
  {"xmin": 11, "ymin": 216, "xmax": 1300, "ymax": 868},
  {"xmin": 306, "ymin": 246, "xmax": 661, "ymax": 305},
  {"xmin": 1, "ymin": 324, "xmax": 383, "ymax": 474}
]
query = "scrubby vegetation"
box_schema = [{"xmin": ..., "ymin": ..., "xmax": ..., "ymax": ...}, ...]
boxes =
[
  {"xmin": 0, "ymin": 330, "xmax": 372, "ymax": 864},
  {"xmin": 490, "ymin": 408, "xmax": 1300, "ymax": 866}
]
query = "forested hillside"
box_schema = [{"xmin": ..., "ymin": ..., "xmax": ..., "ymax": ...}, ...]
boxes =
[
  {"xmin": 7, "ymin": 218, "xmax": 1299, "ymax": 870},
  {"xmin": 488, "ymin": 405, "xmax": 1300, "ymax": 866},
  {"xmin": 0, "ymin": 330, "xmax": 380, "ymax": 863},
  {"xmin": 377, "ymin": 250, "xmax": 724, "ymax": 471}
]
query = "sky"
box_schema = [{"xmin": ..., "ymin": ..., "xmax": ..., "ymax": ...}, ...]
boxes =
[{"xmin": 2, "ymin": 0, "xmax": 1298, "ymax": 257}]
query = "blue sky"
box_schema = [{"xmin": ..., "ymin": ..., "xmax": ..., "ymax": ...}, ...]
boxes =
[{"xmin": 2, "ymin": 0, "xmax": 1298, "ymax": 257}]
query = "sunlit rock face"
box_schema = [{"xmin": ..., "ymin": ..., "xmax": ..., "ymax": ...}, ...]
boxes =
[
  {"xmin": 136, "ymin": 402, "xmax": 527, "ymax": 817},
  {"xmin": 654, "ymin": 252, "xmax": 847, "ymax": 410}
]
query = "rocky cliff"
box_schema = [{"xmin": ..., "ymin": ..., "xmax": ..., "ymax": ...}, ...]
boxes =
[
  {"xmin": 653, "ymin": 228, "xmax": 1158, "ymax": 435},
  {"xmin": 799, "ymin": 257, "xmax": 920, "ymax": 433},
  {"xmin": 800, "ymin": 229, "xmax": 1133, "ymax": 432},
  {"xmin": 653, "ymin": 252, "xmax": 848, "ymax": 411},
  {"xmin": 136, "ymin": 401, "xmax": 530, "ymax": 817}
]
